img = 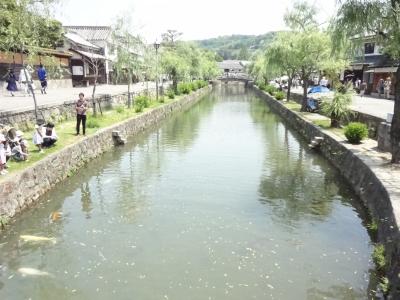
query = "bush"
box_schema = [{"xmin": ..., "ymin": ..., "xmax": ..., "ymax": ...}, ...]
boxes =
[
  {"xmin": 196, "ymin": 80, "xmax": 207, "ymax": 88},
  {"xmin": 321, "ymin": 83, "xmax": 353, "ymax": 127},
  {"xmin": 189, "ymin": 82, "xmax": 197, "ymax": 91},
  {"xmin": 86, "ymin": 118, "xmax": 100, "ymax": 128},
  {"xmin": 178, "ymin": 82, "xmax": 192, "ymax": 94},
  {"xmin": 115, "ymin": 105, "xmax": 125, "ymax": 114},
  {"xmin": 134, "ymin": 95, "xmax": 150, "ymax": 113},
  {"xmin": 274, "ymin": 91, "xmax": 285, "ymax": 100},
  {"xmin": 159, "ymin": 96, "xmax": 165, "ymax": 103},
  {"xmin": 265, "ymin": 85, "xmax": 277, "ymax": 95},
  {"xmin": 372, "ymin": 244, "xmax": 386, "ymax": 273},
  {"xmin": 166, "ymin": 89, "xmax": 175, "ymax": 99},
  {"xmin": 344, "ymin": 122, "xmax": 368, "ymax": 144},
  {"xmin": 258, "ymin": 82, "xmax": 266, "ymax": 91}
]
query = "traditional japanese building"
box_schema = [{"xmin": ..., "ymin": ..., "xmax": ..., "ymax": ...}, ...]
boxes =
[{"xmin": 63, "ymin": 26, "xmax": 113, "ymax": 85}]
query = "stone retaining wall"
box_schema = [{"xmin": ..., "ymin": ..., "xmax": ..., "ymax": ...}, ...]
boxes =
[
  {"xmin": 255, "ymin": 87, "xmax": 400, "ymax": 298},
  {"xmin": 0, "ymin": 86, "xmax": 211, "ymax": 221}
]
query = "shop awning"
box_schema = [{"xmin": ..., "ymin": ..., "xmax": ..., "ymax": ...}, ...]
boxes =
[
  {"xmin": 366, "ymin": 67, "xmax": 398, "ymax": 73},
  {"xmin": 350, "ymin": 64, "xmax": 364, "ymax": 71}
]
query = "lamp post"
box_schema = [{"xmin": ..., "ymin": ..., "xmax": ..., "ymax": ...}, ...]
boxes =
[{"xmin": 153, "ymin": 41, "xmax": 160, "ymax": 101}]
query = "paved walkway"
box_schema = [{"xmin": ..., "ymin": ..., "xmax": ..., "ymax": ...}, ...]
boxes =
[
  {"xmin": 291, "ymin": 87, "xmax": 394, "ymax": 120},
  {"xmin": 0, "ymin": 82, "xmax": 157, "ymax": 113}
]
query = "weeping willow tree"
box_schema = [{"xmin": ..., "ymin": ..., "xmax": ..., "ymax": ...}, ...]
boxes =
[
  {"xmin": 332, "ymin": 0, "xmax": 400, "ymax": 163},
  {"xmin": 0, "ymin": 0, "xmax": 63, "ymax": 121}
]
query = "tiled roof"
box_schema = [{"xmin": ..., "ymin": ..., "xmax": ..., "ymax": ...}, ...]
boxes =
[
  {"xmin": 65, "ymin": 32, "xmax": 100, "ymax": 49},
  {"xmin": 217, "ymin": 60, "xmax": 244, "ymax": 70},
  {"xmin": 64, "ymin": 26, "xmax": 112, "ymax": 41}
]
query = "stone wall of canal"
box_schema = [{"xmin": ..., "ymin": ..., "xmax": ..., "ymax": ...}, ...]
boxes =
[
  {"xmin": 0, "ymin": 86, "xmax": 211, "ymax": 221},
  {"xmin": 254, "ymin": 87, "xmax": 400, "ymax": 298}
]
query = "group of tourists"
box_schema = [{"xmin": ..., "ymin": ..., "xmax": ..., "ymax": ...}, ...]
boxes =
[
  {"xmin": 3, "ymin": 64, "xmax": 48, "ymax": 97},
  {"xmin": 352, "ymin": 77, "xmax": 392, "ymax": 99},
  {"xmin": 377, "ymin": 77, "xmax": 392, "ymax": 99},
  {"xmin": 0, "ymin": 121, "xmax": 59, "ymax": 176},
  {"xmin": 0, "ymin": 129, "xmax": 29, "ymax": 175}
]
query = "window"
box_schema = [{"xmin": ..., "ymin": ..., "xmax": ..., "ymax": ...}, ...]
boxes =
[{"xmin": 364, "ymin": 43, "xmax": 375, "ymax": 54}]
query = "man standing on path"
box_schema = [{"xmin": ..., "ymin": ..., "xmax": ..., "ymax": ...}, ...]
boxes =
[
  {"xmin": 75, "ymin": 93, "xmax": 88, "ymax": 135},
  {"xmin": 37, "ymin": 64, "xmax": 47, "ymax": 94}
]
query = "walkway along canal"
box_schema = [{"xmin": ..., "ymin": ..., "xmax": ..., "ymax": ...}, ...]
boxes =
[{"xmin": 0, "ymin": 85, "xmax": 376, "ymax": 299}]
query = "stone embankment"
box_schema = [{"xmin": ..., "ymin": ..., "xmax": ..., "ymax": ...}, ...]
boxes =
[
  {"xmin": 0, "ymin": 86, "xmax": 211, "ymax": 221},
  {"xmin": 254, "ymin": 87, "xmax": 400, "ymax": 299}
]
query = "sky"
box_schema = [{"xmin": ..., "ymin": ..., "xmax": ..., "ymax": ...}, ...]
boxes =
[{"xmin": 54, "ymin": 0, "xmax": 337, "ymax": 42}]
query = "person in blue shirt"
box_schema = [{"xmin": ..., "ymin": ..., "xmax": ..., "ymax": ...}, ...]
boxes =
[{"xmin": 37, "ymin": 64, "xmax": 47, "ymax": 94}]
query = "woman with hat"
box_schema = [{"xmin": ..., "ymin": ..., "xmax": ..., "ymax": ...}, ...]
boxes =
[
  {"xmin": 16, "ymin": 130, "xmax": 29, "ymax": 155},
  {"xmin": 32, "ymin": 124, "xmax": 44, "ymax": 153}
]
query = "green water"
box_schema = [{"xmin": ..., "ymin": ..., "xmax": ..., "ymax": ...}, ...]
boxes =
[{"xmin": 0, "ymin": 85, "xmax": 374, "ymax": 299}]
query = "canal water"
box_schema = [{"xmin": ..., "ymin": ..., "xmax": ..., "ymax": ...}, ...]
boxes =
[{"xmin": 0, "ymin": 85, "xmax": 375, "ymax": 299}]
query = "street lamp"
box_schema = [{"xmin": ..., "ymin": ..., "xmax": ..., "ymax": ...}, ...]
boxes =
[{"xmin": 153, "ymin": 41, "xmax": 160, "ymax": 101}]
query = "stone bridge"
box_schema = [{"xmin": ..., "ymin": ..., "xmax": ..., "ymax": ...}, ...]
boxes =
[{"xmin": 217, "ymin": 72, "xmax": 253, "ymax": 86}]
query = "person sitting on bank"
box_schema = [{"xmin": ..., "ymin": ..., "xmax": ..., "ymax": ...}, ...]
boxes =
[
  {"xmin": 15, "ymin": 130, "xmax": 29, "ymax": 155},
  {"xmin": 75, "ymin": 92, "xmax": 88, "ymax": 136},
  {"xmin": 0, "ymin": 134, "xmax": 7, "ymax": 175},
  {"xmin": 42, "ymin": 122, "xmax": 58, "ymax": 148},
  {"xmin": 32, "ymin": 123, "xmax": 44, "ymax": 153},
  {"xmin": 11, "ymin": 140, "xmax": 28, "ymax": 161}
]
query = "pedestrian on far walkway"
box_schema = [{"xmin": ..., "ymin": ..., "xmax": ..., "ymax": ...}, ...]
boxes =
[
  {"xmin": 19, "ymin": 67, "xmax": 33, "ymax": 96},
  {"xmin": 75, "ymin": 92, "xmax": 88, "ymax": 136},
  {"xmin": 384, "ymin": 77, "xmax": 392, "ymax": 99},
  {"xmin": 37, "ymin": 64, "xmax": 47, "ymax": 94},
  {"xmin": 378, "ymin": 78, "xmax": 384, "ymax": 98},
  {"xmin": 360, "ymin": 81, "xmax": 367, "ymax": 98},
  {"xmin": 4, "ymin": 69, "xmax": 18, "ymax": 96}
]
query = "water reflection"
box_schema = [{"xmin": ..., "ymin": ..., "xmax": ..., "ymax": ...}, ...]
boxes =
[
  {"xmin": 0, "ymin": 85, "xmax": 373, "ymax": 300},
  {"xmin": 80, "ymin": 183, "xmax": 92, "ymax": 219}
]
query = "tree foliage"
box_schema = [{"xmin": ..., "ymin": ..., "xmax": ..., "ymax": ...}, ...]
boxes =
[
  {"xmin": 160, "ymin": 41, "xmax": 219, "ymax": 91},
  {"xmin": 0, "ymin": 0, "xmax": 63, "ymax": 52},
  {"xmin": 332, "ymin": 0, "xmax": 400, "ymax": 163}
]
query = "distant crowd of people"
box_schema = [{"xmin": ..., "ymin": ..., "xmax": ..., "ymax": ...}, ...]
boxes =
[
  {"xmin": 3, "ymin": 64, "xmax": 48, "ymax": 97},
  {"xmin": 351, "ymin": 77, "xmax": 391, "ymax": 99}
]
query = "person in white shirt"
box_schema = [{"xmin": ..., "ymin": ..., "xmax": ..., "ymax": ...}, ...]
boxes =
[
  {"xmin": 0, "ymin": 134, "xmax": 7, "ymax": 175},
  {"xmin": 19, "ymin": 67, "xmax": 33, "ymax": 95},
  {"xmin": 319, "ymin": 76, "xmax": 328, "ymax": 87},
  {"xmin": 32, "ymin": 124, "xmax": 44, "ymax": 153}
]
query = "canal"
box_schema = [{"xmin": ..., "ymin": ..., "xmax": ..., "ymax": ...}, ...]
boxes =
[{"xmin": 0, "ymin": 85, "xmax": 374, "ymax": 299}]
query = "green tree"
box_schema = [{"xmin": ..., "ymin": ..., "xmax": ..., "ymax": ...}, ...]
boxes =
[
  {"xmin": 265, "ymin": 32, "xmax": 301, "ymax": 101},
  {"xmin": 283, "ymin": 1, "xmax": 333, "ymax": 111},
  {"xmin": 111, "ymin": 17, "xmax": 145, "ymax": 108},
  {"xmin": 332, "ymin": 0, "xmax": 400, "ymax": 163},
  {"xmin": 161, "ymin": 41, "xmax": 218, "ymax": 92},
  {"xmin": 0, "ymin": 0, "xmax": 62, "ymax": 122}
]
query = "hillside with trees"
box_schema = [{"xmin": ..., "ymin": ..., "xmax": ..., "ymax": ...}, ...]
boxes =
[{"xmin": 195, "ymin": 32, "xmax": 277, "ymax": 60}]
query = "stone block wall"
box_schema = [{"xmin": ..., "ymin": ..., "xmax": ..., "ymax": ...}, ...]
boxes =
[
  {"xmin": 378, "ymin": 122, "xmax": 392, "ymax": 152},
  {"xmin": 0, "ymin": 86, "xmax": 211, "ymax": 220},
  {"xmin": 255, "ymin": 87, "xmax": 400, "ymax": 298}
]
